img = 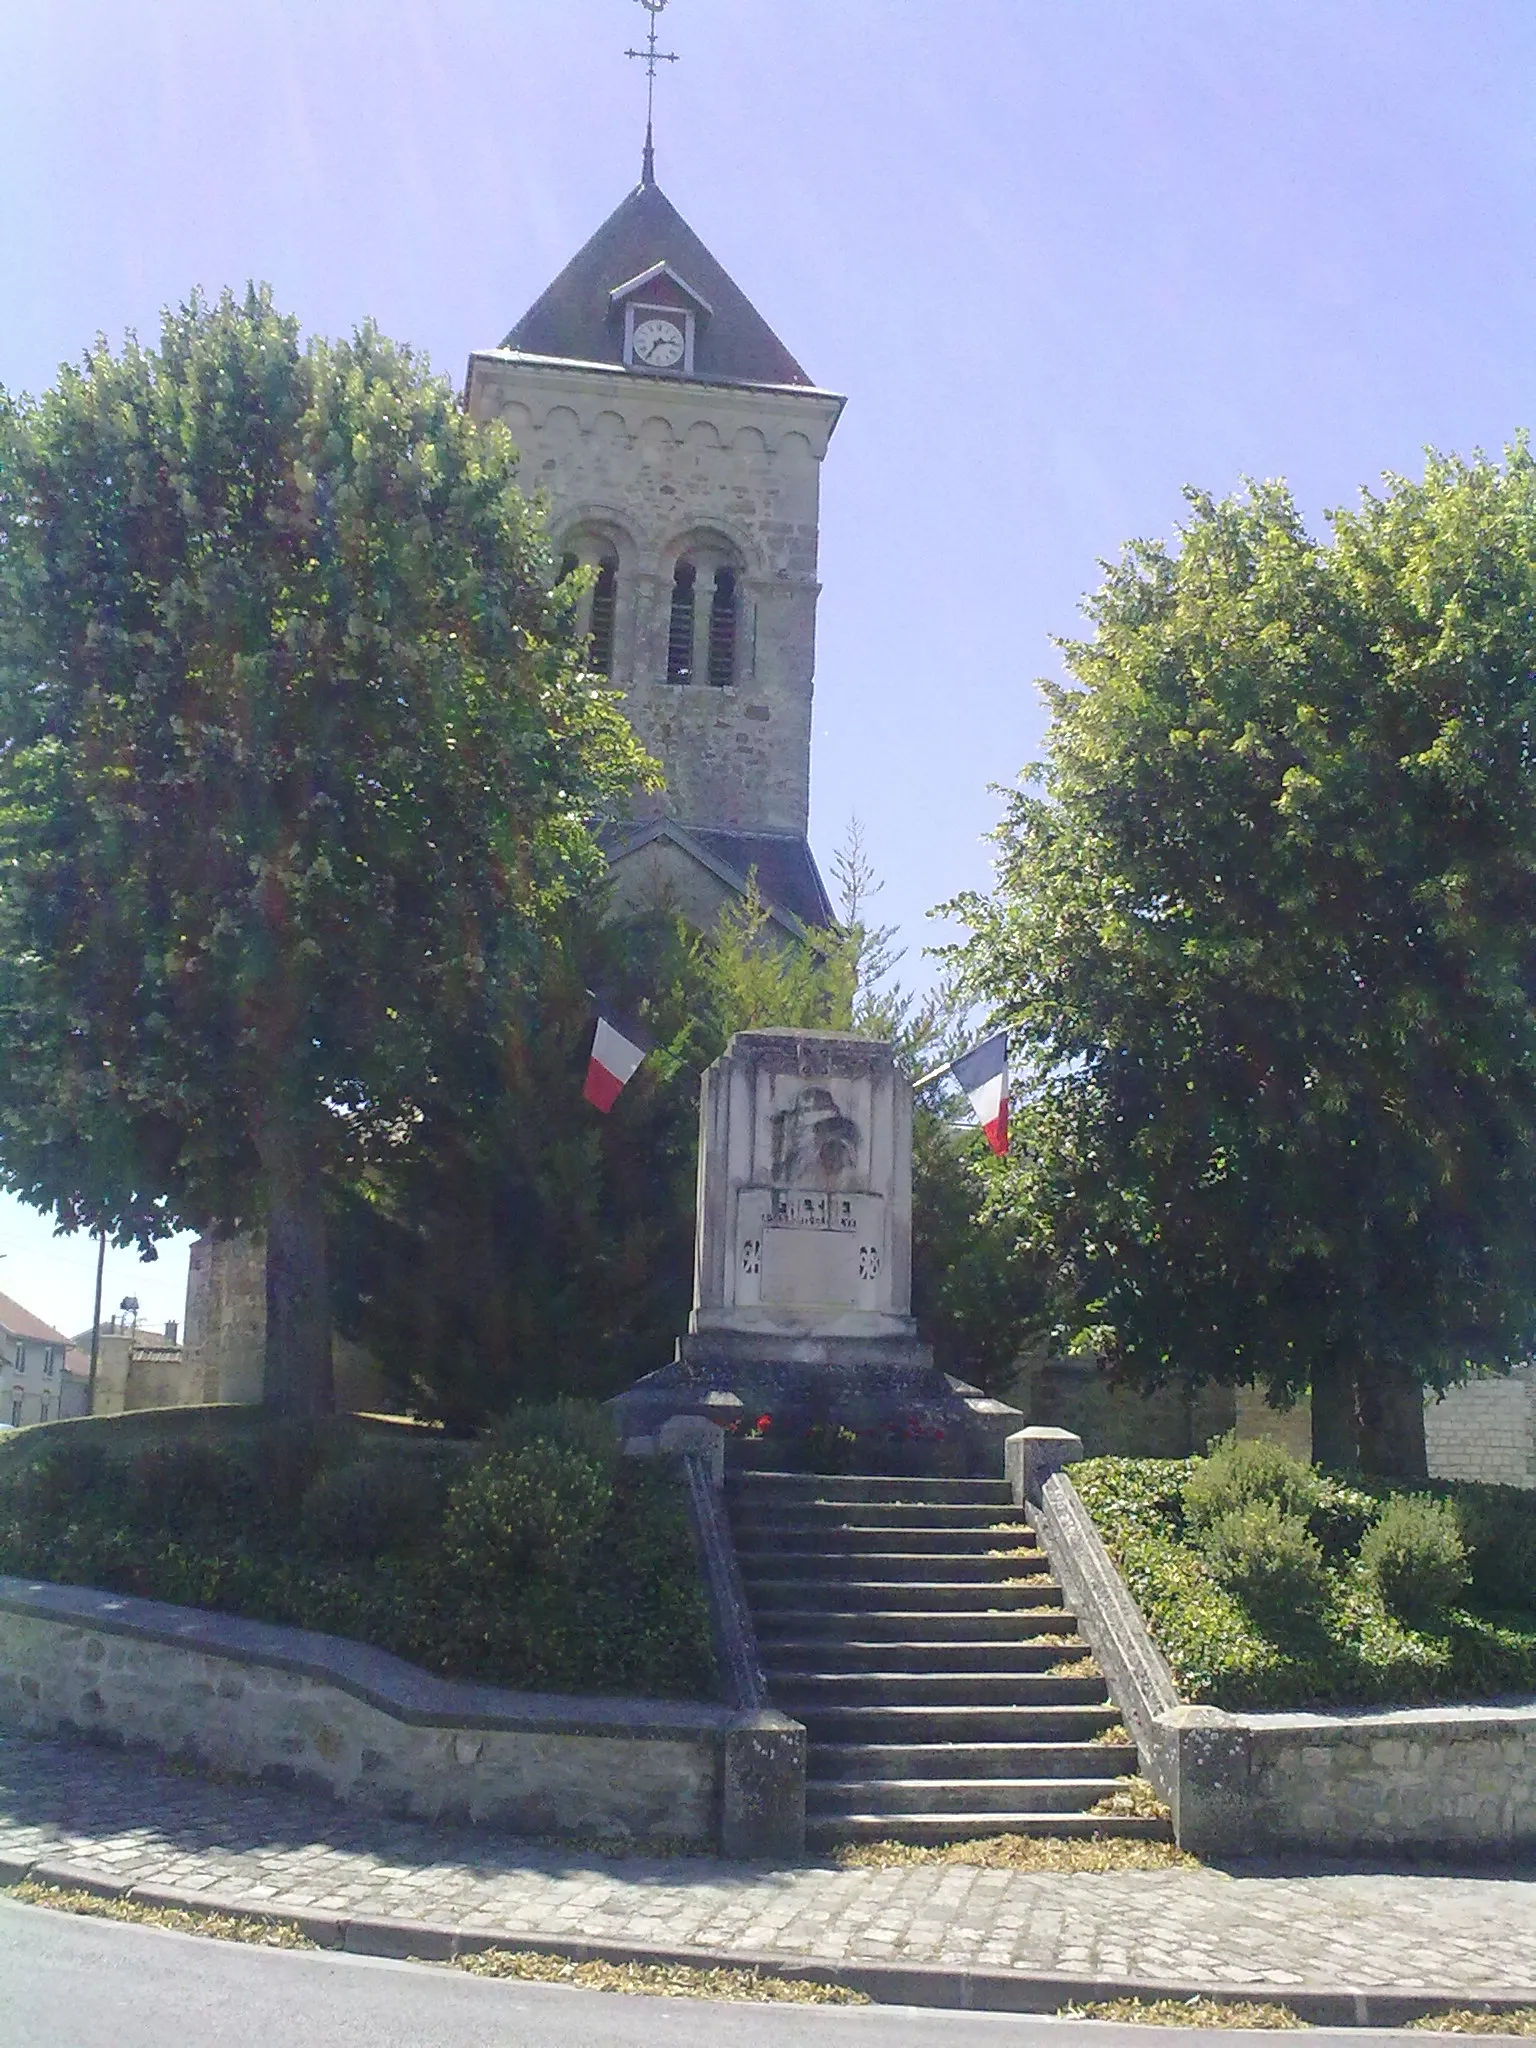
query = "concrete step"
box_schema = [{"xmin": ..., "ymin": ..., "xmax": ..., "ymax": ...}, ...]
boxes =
[
  {"xmin": 739, "ymin": 1550, "xmax": 1046, "ymax": 1583},
  {"xmin": 761, "ymin": 1639, "xmax": 1084, "ymax": 1674},
  {"xmin": 734, "ymin": 1500, "xmax": 1034, "ymax": 1532},
  {"xmin": 730, "ymin": 1474, "xmax": 1013, "ymax": 1506},
  {"xmin": 733, "ymin": 1524, "xmax": 1040, "ymax": 1556},
  {"xmin": 730, "ymin": 1472, "xmax": 1152, "ymax": 1853},
  {"xmin": 806, "ymin": 1811, "xmax": 1170, "ymax": 1844},
  {"xmin": 791, "ymin": 1703, "xmax": 1123, "ymax": 1744},
  {"xmin": 755, "ymin": 1609, "xmax": 1081, "ymax": 1642},
  {"xmin": 808, "ymin": 1741, "xmax": 1139, "ymax": 1781},
  {"xmin": 807, "ymin": 1775, "xmax": 1129, "ymax": 1817},
  {"xmin": 745, "ymin": 1578, "xmax": 1067, "ymax": 1612},
  {"xmin": 777, "ymin": 1673, "xmax": 1108, "ymax": 1711}
]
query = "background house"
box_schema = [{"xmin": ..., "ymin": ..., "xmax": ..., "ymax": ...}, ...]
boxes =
[
  {"xmin": 69, "ymin": 1311, "xmax": 199, "ymax": 1416},
  {"xmin": 0, "ymin": 1292, "xmax": 74, "ymax": 1427}
]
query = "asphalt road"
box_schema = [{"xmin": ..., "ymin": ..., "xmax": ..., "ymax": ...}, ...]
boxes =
[{"xmin": 0, "ymin": 1899, "xmax": 1481, "ymax": 2048}]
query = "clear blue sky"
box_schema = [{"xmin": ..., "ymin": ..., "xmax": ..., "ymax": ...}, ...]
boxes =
[{"xmin": 3, "ymin": 0, "xmax": 1534, "ymax": 1336}]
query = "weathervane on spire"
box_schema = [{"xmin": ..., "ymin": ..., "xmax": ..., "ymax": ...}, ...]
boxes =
[{"xmin": 626, "ymin": 0, "xmax": 678, "ymax": 186}]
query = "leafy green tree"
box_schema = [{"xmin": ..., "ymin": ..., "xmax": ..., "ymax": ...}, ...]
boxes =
[
  {"xmin": 826, "ymin": 824, "xmax": 1052, "ymax": 1395},
  {"xmin": 909, "ymin": 1109, "xmax": 1050, "ymax": 1396},
  {"xmin": 330, "ymin": 873, "xmax": 861, "ymax": 1426},
  {"xmin": 328, "ymin": 902, "xmax": 715, "ymax": 1424},
  {"xmin": 0, "ymin": 288, "xmax": 646, "ymax": 1415},
  {"xmin": 949, "ymin": 452, "xmax": 1536, "ymax": 1475}
]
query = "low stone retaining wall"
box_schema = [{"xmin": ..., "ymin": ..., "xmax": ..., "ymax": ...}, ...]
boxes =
[
  {"xmin": 1010, "ymin": 1428, "xmax": 1536, "ymax": 1860},
  {"xmin": 0, "ymin": 1575, "xmax": 802, "ymax": 1858}
]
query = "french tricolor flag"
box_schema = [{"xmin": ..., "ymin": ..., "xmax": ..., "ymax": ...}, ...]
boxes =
[
  {"xmin": 950, "ymin": 1031, "xmax": 1009, "ymax": 1156},
  {"xmin": 583, "ymin": 1007, "xmax": 651, "ymax": 1113}
]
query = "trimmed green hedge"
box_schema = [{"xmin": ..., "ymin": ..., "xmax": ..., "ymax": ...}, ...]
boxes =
[
  {"xmin": 1073, "ymin": 1453, "xmax": 1536, "ymax": 1710},
  {"xmin": 0, "ymin": 1405, "xmax": 717, "ymax": 1703}
]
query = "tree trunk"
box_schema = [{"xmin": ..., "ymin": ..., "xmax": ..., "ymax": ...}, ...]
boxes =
[
  {"xmin": 257, "ymin": 1116, "xmax": 335, "ymax": 1417},
  {"xmin": 1309, "ymin": 1353, "xmax": 1357, "ymax": 1471},
  {"xmin": 1355, "ymin": 1354, "xmax": 1428, "ymax": 1479}
]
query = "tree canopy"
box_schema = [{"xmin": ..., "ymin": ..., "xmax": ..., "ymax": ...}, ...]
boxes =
[
  {"xmin": 0, "ymin": 288, "xmax": 647, "ymax": 1413},
  {"xmin": 949, "ymin": 450, "xmax": 1536, "ymax": 1474}
]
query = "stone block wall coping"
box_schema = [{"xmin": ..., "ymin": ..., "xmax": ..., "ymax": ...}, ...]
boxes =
[
  {"xmin": 678, "ymin": 1452, "xmax": 770, "ymax": 1712},
  {"xmin": 1217, "ymin": 1698, "xmax": 1536, "ymax": 1735},
  {"xmin": 1006, "ymin": 1425, "xmax": 1086, "ymax": 1507},
  {"xmin": 0, "ymin": 1575, "xmax": 745, "ymax": 1744}
]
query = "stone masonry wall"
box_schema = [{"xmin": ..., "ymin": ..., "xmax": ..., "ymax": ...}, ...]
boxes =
[
  {"xmin": 1016, "ymin": 1355, "xmax": 1236, "ymax": 1459},
  {"xmin": 1233, "ymin": 1372, "xmax": 1536, "ymax": 1489},
  {"xmin": 1424, "ymin": 1369, "xmax": 1536, "ymax": 1489},
  {"xmin": 0, "ymin": 1581, "xmax": 724, "ymax": 1845},
  {"xmin": 1233, "ymin": 1384, "xmax": 1313, "ymax": 1463},
  {"xmin": 181, "ymin": 1234, "xmax": 392, "ymax": 1412},
  {"xmin": 1240, "ymin": 1704, "xmax": 1536, "ymax": 1857},
  {"xmin": 464, "ymin": 358, "xmax": 840, "ymax": 840},
  {"xmin": 182, "ymin": 1234, "xmax": 266, "ymax": 1405}
]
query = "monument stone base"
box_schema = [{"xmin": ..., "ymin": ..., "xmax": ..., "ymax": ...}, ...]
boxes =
[{"xmin": 611, "ymin": 1337, "xmax": 1023, "ymax": 1479}]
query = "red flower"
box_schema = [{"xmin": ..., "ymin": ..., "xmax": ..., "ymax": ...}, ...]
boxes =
[{"xmin": 755, "ymin": 1414, "xmax": 772, "ymax": 1432}]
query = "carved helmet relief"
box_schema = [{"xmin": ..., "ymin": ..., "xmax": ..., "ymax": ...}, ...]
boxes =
[{"xmin": 769, "ymin": 1084, "xmax": 860, "ymax": 1187}]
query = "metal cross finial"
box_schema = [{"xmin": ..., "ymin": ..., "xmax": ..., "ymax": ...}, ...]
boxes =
[{"xmin": 625, "ymin": 0, "xmax": 678, "ymax": 186}]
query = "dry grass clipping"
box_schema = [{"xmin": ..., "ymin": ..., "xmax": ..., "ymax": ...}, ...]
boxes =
[
  {"xmin": 5, "ymin": 1881, "xmax": 314, "ymax": 1949},
  {"xmin": 1061, "ymin": 1996, "xmax": 1305, "ymax": 2028},
  {"xmin": 1409, "ymin": 2012, "xmax": 1536, "ymax": 2035},
  {"xmin": 834, "ymin": 1834, "xmax": 1196, "ymax": 1872},
  {"xmin": 1050, "ymin": 1654, "xmax": 1103, "ymax": 1678},
  {"xmin": 1088, "ymin": 1776, "xmax": 1171, "ymax": 1821},
  {"xmin": 455, "ymin": 1948, "xmax": 867, "ymax": 2004},
  {"xmin": 1093, "ymin": 1721, "xmax": 1132, "ymax": 1744}
]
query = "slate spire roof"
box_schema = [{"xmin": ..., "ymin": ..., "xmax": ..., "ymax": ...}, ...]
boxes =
[{"xmin": 501, "ymin": 179, "xmax": 813, "ymax": 390}]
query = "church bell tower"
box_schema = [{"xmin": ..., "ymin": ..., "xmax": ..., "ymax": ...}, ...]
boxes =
[{"xmin": 464, "ymin": 166, "xmax": 844, "ymax": 935}]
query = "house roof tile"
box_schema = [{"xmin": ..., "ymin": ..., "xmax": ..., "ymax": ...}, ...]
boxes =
[{"xmin": 0, "ymin": 1292, "xmax": 70, "ymax": 1348}]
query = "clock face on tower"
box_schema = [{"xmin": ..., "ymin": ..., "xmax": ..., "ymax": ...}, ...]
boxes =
[{"xmin": 631, "ymin": 316, "xmax": 686, "ymax": 369}]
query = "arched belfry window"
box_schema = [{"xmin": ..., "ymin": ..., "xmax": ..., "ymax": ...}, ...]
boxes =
[
  {"xmin": 667, "ymin": 562, "xmax": 696, "ymax": 682},
  {"xmin": 559, "ymin": 532, "xmax": 624, "ymax": 678},
  {"xmin": 663, "ymin": 540, "xmax": 743, "ymax": 688},
  {"xmin": 589, "ymin": 557, "xmax": 618, "ymax": 676},
  {"xmin": 707, "ymin": 567, "xmax": 737, "ymax": 688}
]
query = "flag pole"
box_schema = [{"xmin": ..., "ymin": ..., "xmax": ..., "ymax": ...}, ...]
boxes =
[
  {"xmin": 87, "ymin": 1225, "xmax": 106, "ymax": 1416},
  {"xmin": 912, "ymin": 1059, "xmax": 954, "ymax": 1091}
]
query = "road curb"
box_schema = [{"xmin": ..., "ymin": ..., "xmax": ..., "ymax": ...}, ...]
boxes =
[{"xmin": 4, "ymin": 1849, "xmax": 1534, "ymax": 2025}]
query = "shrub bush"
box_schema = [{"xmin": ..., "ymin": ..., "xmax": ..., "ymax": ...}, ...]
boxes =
[
  {"xmin": 0, "ymin": 1419, "xmax": 715, "ymax": 1701},
  {"xmin": 124, "ymin": 1442, "xmax": 249, "ymax": 1538},
  {"xmin": 443, "ymin": 1442, "xmax": 613, "ymax": 1581},
  {"xmin": 1453, "ymin": 1485, "xmax": 1536, "ymax": 1613},
  {"xmin": 239, "ymin": 1420, "xmax": 332, "ymax": 1526},
  {"xmin": 486, "ymin": 1400, "xmax": 618, "ymax": 1470},
  {"xmin": 1307, "ymin": 1476, "xmax": 1379, "ymax": 1561},
  {"xmin": 1360, "ymin": 1494, "xmax": 1470, "ymax": 1629},
  {"xmin": 1075, "ymin": 1453, "xmax": 1536, "ymax": 1709},
  {"xmin": 298, "ymin": 1456, "xmax": 444, "ymax": 1561},
  {"xmin": 1196, "ymin": 1500, "xmax": 1330, "ymax": 1631},
  {"xmin": 1182, "ymin": 1435, "xmax": 1321, "ymax": 1536},
  {"xmin": 0, "ymin": 1439, "xmax": 110, "ymax": 1528}
]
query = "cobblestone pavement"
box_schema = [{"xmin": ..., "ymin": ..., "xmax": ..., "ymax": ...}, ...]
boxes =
[{"xmin": 1, "ymin": 1733, "xmax": 1533, "ymax": 1994}]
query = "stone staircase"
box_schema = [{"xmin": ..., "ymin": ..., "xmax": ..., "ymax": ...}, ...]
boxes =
[{"xmin": 727, "ymin": 1470, "xmax": 1166, "ymax": 1845}]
